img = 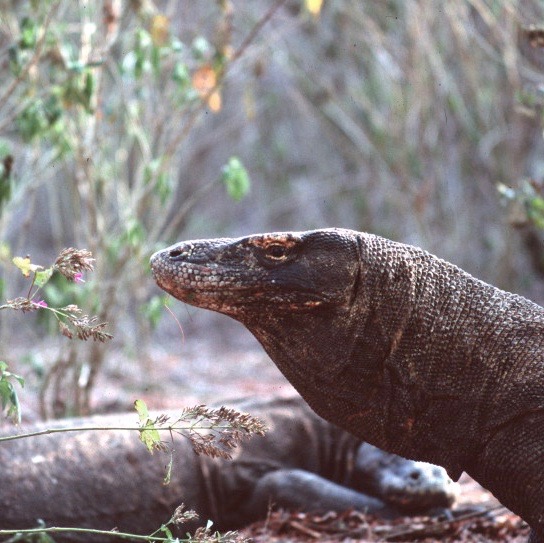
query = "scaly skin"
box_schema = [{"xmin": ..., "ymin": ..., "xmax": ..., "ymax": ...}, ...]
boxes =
[{"xmin": 151, "ymin": 228, "xmax": 544, "ymax": 542}]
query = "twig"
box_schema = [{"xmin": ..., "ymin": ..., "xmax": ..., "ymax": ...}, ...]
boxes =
[
  {"xmin": 0, "ymin": 423, "xmax": 242, "ymax": 443},
  {"xmin": 288, "ymin": 520, "xmax": 322, "ymax": 539}
]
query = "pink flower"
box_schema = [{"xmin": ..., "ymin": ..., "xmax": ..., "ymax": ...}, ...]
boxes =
[
  {"xmin": 74, "ymin": 273, "xmax": 85, "ymax": 283},
  {"xmin": 34, "ymin": 300, "xmax": 48, "ymax": 308}
]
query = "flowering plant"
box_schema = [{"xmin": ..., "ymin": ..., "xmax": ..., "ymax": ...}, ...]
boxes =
[{"xmin": 1, "ymin": 248, "xmax": 112, "ymax": 342}]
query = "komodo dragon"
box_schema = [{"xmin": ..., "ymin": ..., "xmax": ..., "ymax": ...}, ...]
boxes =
[
  {"xmin": 150, "ymin": 227, "xmax": 544, "ymax": 543},
  {"xmin": 0, "ymin": 396, "xmax": 457, "ymax": 541}
]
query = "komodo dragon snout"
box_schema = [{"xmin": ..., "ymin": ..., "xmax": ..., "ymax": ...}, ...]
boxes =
[{"xmin": 353, "ymin": 443, "xmax": 458, "ymax": 512}]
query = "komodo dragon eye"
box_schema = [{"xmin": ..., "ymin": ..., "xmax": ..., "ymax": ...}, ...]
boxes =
[
  {"xmin": 253, "ymin": 236, "xmax": 299, "ymax": 265},
  {"xmin": 266, "ymin": 244, "xmax": 288, "ymax": 259}
]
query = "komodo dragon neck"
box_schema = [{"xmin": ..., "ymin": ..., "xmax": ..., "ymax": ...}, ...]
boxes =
[{"xmin": 151, "ymin": 227, "xmax": 544, "ymax": 542}]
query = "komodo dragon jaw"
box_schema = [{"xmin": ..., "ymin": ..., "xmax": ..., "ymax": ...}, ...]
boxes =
[{"xmin": 150, "ymin": 229, "xmax": 360, "ymax": 315}]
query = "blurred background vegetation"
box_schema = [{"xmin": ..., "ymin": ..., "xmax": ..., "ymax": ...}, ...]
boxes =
[{"xmin": 0, "ymin": 0, "xmax": 543, "ymax": 418}]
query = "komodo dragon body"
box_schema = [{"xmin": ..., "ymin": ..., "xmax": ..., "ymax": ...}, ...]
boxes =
[
  {"xmin": 151, "ymin": 228, "xmax": 544, "ymax": 543},
  {"xmin": 0, "ymin": 396, "xmax": 456, "ymax": 541}
]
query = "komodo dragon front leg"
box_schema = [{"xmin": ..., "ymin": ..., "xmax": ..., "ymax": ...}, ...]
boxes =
[
  {"xmin": 151, "ymin": 228, "xmax": 544, "ymax": 542},
  {"xmin": 238, "ymin": 468, "xmax": 400, "ymax": 522}
]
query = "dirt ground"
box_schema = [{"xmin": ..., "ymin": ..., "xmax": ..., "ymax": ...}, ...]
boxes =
[{"xmin": 238, "ymin": 504, "xmax": 530, "ymax": 543}]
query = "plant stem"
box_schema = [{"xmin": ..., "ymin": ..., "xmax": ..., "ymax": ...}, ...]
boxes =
[
  {"xmin": 0, "ymin": 525, "xmax": 173, "ymax": 542},
  {"xmin": 0, "ymin": 423, "xmax": 237, "ymax": 443}
]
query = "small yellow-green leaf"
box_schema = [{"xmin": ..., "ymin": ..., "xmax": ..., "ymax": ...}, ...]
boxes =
[
  {"xmin": 139, "ymin": 421, "xmax": 162, "ymax": 453},
  {"xmin": 134, "ymin": 398, "xmax": 150, "ymax": 423},
  {"xmin": 34, "ymin": 267, "xmax": 54, "ymax": 288},
  {"xmin": 12, "ymin": 256, "xmax": 43, "ymax": 277},
  {"xmin": 135, "ymin": 399, "xmax": 162, "ymax": 453}
]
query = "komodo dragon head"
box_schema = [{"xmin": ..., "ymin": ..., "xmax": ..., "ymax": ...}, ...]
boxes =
[
  {"xmin": 150, "ymin": 229, "xmax": 358, "ymax": 315},
  {"xmin": 354, "ymin": 443, "xmax": 458, "ymax": 512}
]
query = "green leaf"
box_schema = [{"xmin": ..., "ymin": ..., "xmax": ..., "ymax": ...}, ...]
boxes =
[
  {"xmin": 35, "ymin": 267, "xmax": 54, "ymax": 288},
  {"xmin": 0, "ymin": 380, "xmax": 12, "ymax": 409},
  {"xmin": 0, "ymin": 363, "xmax": 25, "ymax": 389},
  {"xmin": 133, "ymin": 29, "xmax": 151, "ymax": 79},
  {"xmin": 221, "ymin": 157, "xmax": 250, "ymax": 201},
  {"xmin": 135, "ymin": 399, "xmax": 162, "ymax": 453},
  {"xmin": 17, "ymin": 102, "xmax": 46, "ymax": 141},
  {"xmin": 140, "ymin": 422, "xmax": 162, "ymax": 453},
  {"xmin": 0, "ymin": 361, "xmax": 24, "ymax": 423},
  {"xmin": 16, "ymin": 96, "xmax": 63, "ymax": 142},
  {"xmin": 160, "ymin": 524, "xmax": 173, "ymax": 539},
  {"xmin": 20, "ymin": 17, "xmax": 38, "ymax": 50},
  {"xmin": 13, "ymin": 374, "xmax": 25, "ymax": 388},
  {"xmin": 172, "ymin": 62, "xmax": 190, "ymax": 87},
  {"xmin": 135, "ymin": 398, "xmax": 149, "ymax": 422},
  {"xmin": 530, "ymin": 196, "xmax": 544, "ymax": 213},
  {"xmin": 37, "ymin": 532, "xmax": 57, "ymax": 543},
  {"xmin": 527, "ymin": 200, "xmax": 544, "ymax": 230}
]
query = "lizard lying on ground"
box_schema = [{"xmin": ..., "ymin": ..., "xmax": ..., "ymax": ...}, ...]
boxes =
[
  {"xmin": 150, "ymin": 227, "xmax": 544, "ymax": 543},
  {"xmin": 0, "ymin": 395, "xmax": 457, "ymax": 541}
]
